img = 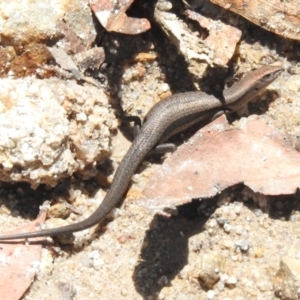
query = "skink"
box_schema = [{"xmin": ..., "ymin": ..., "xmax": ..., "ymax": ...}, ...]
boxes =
[{"xmin": 0, "ymin": 65, "xmax": 282, "ymax": 240}]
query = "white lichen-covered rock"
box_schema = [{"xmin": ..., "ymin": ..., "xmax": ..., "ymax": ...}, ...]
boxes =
[
  {"xmin": 0, "ymin": 0, "xmax": 95, "ymax": 49},
  {"xmin": 0, "ymin": 77, "xmax": 117, "ymax": 188}
]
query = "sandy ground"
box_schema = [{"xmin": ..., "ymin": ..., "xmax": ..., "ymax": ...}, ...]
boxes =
[{"xmin": 0, "ymin": 1, "xmax": 300, "ymax": 300}]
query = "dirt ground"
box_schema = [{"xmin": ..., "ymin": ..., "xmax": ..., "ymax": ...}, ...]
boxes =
[{"xmin": 0, "ymin": 1, "xmax": 300, "ymax": 300}]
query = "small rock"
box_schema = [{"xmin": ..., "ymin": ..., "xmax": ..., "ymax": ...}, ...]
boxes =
[
  {"xmin": 256, "ymin": 280, "xmax": 273, "ymax": 292},
  {"xmin": 233, "ymin": 205, "xmax": 241, "ymax": 215},
  {"xmin": 253, "ymin": 247, "xmax": 265, "ymax": 258},
  {"xmin": 196, "ymin": 253, "xmax": 226, "ymax": 289},
  {"xmin": 216, "ymin": 217, "xmax": 228, "ymax": 226},
  {"xmin": 225, "ymin": 276, "xmax": 237, "ymax": 288},
  {"xmin": 234, "ymin": 239, "xmax": 250, "ymax": 252},
  {"xmin": 48, "ymin": 202, "xmax": 70, "ymax": 219},
  {"xmin": 207, "ymin": 289, "xmax": 215, "ymax": 299},
  {"xmin": 0, "ymin": 77, "xmax": 117, "ymax": 187},
  {"xmin": 274, "ymin": 256, "xmax": 300, "ymax": 299},
  {"xmin": 223, "ymin": 223, "xmax": 231, "ymax": 233},
  {"xmin": 206, "ymin": 219, "xmax": 218, "ymax": 236},
  {"xmin": 207, "ymin": 219, "xmax": 217, "ymax": 228},
  {"xmin": 220, "ymin": 239, "xmax": 234, "ymax": 250},
  {"xmin": 235, "ymin": 225, "xmax": 244, "ymax": 235},
  {"xmin": 253, "ymin": 208, "xmax": 263, "ymax": 217},
  {"xmin": 157, "ymin": 276, "xmax": 168, "ymax": 285}
]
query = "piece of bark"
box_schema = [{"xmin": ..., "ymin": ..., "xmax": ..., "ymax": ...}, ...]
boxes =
[
  {"xmin": 208, "ymin": 0, "xmax": 300, "ymax": 41},
  {"xmin": 185, "ymin": 10, "xmax": 242, "ymax": 66},
  {"xmin": 89, "ymin": 0, "xmax": 150, "ymax": 34}
]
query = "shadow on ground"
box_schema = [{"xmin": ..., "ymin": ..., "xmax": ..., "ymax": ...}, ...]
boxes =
[{"xmin": 133, "ymin": 200, "xmax": 215, "ymax": 299}]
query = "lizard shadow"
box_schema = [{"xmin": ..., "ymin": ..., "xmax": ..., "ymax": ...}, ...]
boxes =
[
  {"xmin": 132, "ymin": 198, "xmax": 217, "ymax": 299},
  {"xmin": 132, "ymin": 187, "xmax": 300, "ymax": 299}
]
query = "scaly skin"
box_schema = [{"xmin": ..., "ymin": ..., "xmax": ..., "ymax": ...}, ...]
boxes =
[{"xmin": 0, "ymin": 65, "xmax": 282, "ymax": 240}]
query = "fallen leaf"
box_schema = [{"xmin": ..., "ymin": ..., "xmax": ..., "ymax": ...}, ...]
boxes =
[
  {"xmin": 57, "ymin": 20, "xmax": 90, "ymax": 55},
  {"xmin": 139, "ymin": 115, "xmax": 300, "ymax": 213},
  {"xmin": 48, "ymin": 46, "xmax": 82, "ymax": 80},
  {"xmin": 0, "ymin": 202, "xmax": 49, "ymax": 300},
  {"xmin": 89, "ymin": 0, "xmax": 151, "ymax": 34},
  {"xmin": 154, "ymin": 8, "xmax": 212, "ymax": 67},
  {"xmin": 209, "ymin": 0, "xmax": 300, "ymax": 41},
  {"xmin": 47, "ymin": 46, "xmax": 105, "ymax": 88}
]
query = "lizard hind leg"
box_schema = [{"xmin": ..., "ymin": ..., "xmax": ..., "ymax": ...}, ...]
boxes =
[{"xmin": 120, "ymin": 114, "xmax": 142, "ymax": 138}]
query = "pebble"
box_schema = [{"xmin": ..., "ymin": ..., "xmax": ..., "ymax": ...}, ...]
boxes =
[
  {"xmin": 216, "ymin": 217, "xmax": 228, "ymax": 225},
  {"xmin": 207, "ymin": 219, "xmax": 217, "ymax": 228},
  {"xmin": 157, "ymin": 276, "xmax": 168, "ymax": 285},
  {"xmin": 220, "ymin": 239, "xmax": 234, "ymax": 249},
  {"xmin": 235, "ymin": 239, "xmax": 250, "ymax": 251},
  {"xmin": 256, "ymin": 280, "xmax": 273, "ymax": 292},
  {"xmin": 207, "ymin": 290, "xmax": 215, "ymax": 299},
  {"xmin": 223, "ymin": 223, "xmax": 232, "ymax": 233},
  {"xmin": 235, "ymin": 225, "xmax": 243, "ymax": 235},
  {"xmin": 226, "ymin": 276, "xmax": 237, "ymax": 287}
]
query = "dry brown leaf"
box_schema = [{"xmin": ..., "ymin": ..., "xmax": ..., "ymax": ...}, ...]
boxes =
[
  {"xmin": 89, "ymin": 0, "xmax": 151, "ymax": 34},
  {"xmin": 47, "ymin": 46, "xmax": 105, "ymax": 87},
  {"xmin": 185, "ymin": 9, "xmax": 242, "ymax": 66},
  {"xmin": 140, "ymin": 115, "xmax": 300, "ymax": 212},
  {"xmin": 209, "ymin": 0, "xmax": 300, "ymax": 41},
  {"xmin": 0, "ymin": 202, "xmax": 48, "ymax": 300}
]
